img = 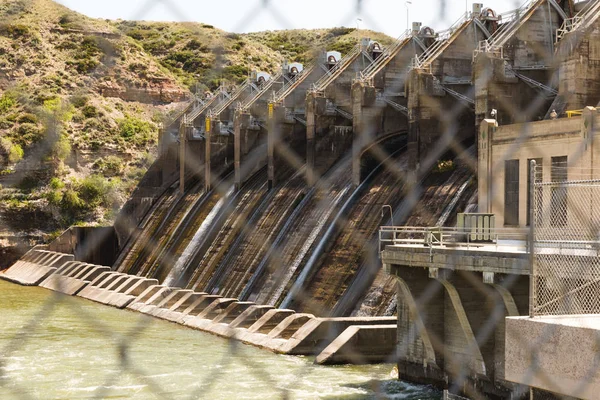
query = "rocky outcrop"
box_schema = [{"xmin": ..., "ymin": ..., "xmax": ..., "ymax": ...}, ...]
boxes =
[{"xmin": 99, "ymin": 79, "xmax": 189, "ymax": 104}]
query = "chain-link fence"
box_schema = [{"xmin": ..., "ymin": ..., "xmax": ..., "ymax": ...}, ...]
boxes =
[
  {"xmin": 532, "ymin": 165, "xmax": 600, "ymax": 316},
  {"xmin": 1, "ymin": 0, "xmax": 599, "ymax": 399}
]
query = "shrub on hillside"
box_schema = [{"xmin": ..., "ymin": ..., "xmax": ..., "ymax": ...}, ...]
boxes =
[
  {"xmin": 118, "ymin": 115, "xmax": 155, "ymax": 146},
  {"xmin": 0, "ymin": 24, "xmax": 30, "ymax": 39},
  {"xmin": 0, "ymin": 92, "xmax": 16, "ymax": 113}
]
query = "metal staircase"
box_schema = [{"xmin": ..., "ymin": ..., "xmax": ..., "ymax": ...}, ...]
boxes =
[
  {"xmin": 185, "ymin": 91, "xmax": 223, "ymax": 124},
  {"xmin": 272, "ymin": 63, "xmax": 315, "ymax": 104},
  {"xmin": 310, "ymin": 44, "xmax": 363, "ymax": 93},
  {"xmin": 556, "ymin": 0, "xmax": 600, "ymax": 42},
  {"xmin": 358, "ymin": 30, "xmax": 412, "ymax": 81},
  {"xmin": 413, "ymin": 11, "xmax": 472, "ymax": 69},
  {"xmin": 333, "ymin": 106, "xmax": 353, "ymax": 121},
  {"xmin": 376, "ymin": 93, "xmax": 408, "ymax": 116},
  {"xmin": 239, "ymin": 71, "xmax": 283, "ymax": 112},
  {"xmin": 208, "ymin": 78, "xmax": 251, "ymax": 118},
  {"xmin": 507, "ymin": 65, "xmax": 558, "ymax": 97},
  {"xmin": 441, "ymin": 86, "xmax": 475, "ymax": 106}
]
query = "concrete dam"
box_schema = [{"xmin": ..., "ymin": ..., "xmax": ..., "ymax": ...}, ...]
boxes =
[{"xmin": 4, "ymin": 0, "xmax": 600, "ymax": 398}]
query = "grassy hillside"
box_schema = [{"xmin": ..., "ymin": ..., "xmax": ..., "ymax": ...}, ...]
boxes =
[{"xmin": 0, "ymin": 0, "xmax": 394, "ymax": 264}]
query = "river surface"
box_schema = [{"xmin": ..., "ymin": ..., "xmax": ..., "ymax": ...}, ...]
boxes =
[{"xmin": 0, "ymin": 280, "xmax": 440, "ymax": 399}]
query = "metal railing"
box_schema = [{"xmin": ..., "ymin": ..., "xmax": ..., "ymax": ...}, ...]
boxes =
[
  {"xmin": 185, "ymin": 90, "xmax": 224, "ymax": 124},
  {"xmin": 208, "ymin": 78, "xmax": 251, "ymax": 118},
  {"xmin": 310, "ymin": 44, "xmax": 362, "ymax": 93},
  {"xmin": 239, "ymin": 71, "xmax": 283, "ymax": 111},
  {"xmin": 358, "ymin": 29, "xmax": 412, "ymax": 81},
  {"xmin": 473, "ymin": 0, "xmax": 543, "ymax": 61},
  {"xmin": 556, "ymin": 0, "xmax": 600, "ymax": 42},
  {"xmin": 376, "ymin": 93, "xmax": 408, "ymax": 115},
  {"xmin": 272, "ymin": 63, "xmax": 315, "ymax": 104},
  {"xmin": 379, "ymin": 226, "xmax": 528, "ymax": 252},
  {"xmin": 412, "ymin": 11, "xmax": 471, "ymax": 70}
]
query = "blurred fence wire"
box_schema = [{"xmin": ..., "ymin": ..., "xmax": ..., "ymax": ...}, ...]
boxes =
[{"xmin": 1, "ymin": 0, "xmax": 600, "ymax": 399}]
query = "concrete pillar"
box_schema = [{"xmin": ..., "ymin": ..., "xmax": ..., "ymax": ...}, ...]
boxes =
[
  {"xmin": 393, "ymin": 267, "xmax": 446, "ymax": 385},
  {"xmin": 306, "ymin": 92, "xmax": 317, "ymax": 187},
  {"xmin": 179, "ymin": 119, "xmax": 186, "ymax": 194},
  {"xmin": 234, "ymin": 109, "xmax": 246, "ymax": 191},
  {"xmin": 407, "ymin": 69, "xmax": 422, "ymax": 171},
  {"xmin": 352, "ymin": 81, "xmax": 366, "ymax": 187},
  {"xmin": 478, "ymin": 119, "xmax": 497, "ymax": 214},
  {"xmin": 435, "ymin": 276, "xmax": 487, "ymax": 378},
  {"xmin": 204, "ymin": 116, "xmax": 212, "ymax": 191},
  {"xmin": 351, "ymin": 81, "xmax": 378, "ymax": 186},
  {"xmin": 267, "ymin": 103, "xmax": 276, "ymax": 190}
]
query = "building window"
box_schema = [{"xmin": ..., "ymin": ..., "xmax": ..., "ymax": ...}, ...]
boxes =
[
  {"xmin": 504, "ymin": 159, "xmax": 519, "ymax": 226},
  {"xmin": 527, "ymin": 158, "xmax": 542, "ymax": 226},
  {"xmin": 550, "ymin": 156, "xmax": 568, "ymax": 227}
]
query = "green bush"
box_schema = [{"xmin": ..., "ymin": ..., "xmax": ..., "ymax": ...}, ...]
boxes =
[
  {"xmin": 81, "ymin": 105, "xmax": 98, "ymax": 118},
  {"xmin": 70, "ymin": 94, "xmax": 89, "ymax": 108},
  {"xmin": 118, "ymin": 115, "xmax": 155, "ymax": 145},
  {"xmin": 15, "ymin": 123, "xmax": 44, "ymax": 146},
  {"xmin": 0, "ymin": 93, "xmax": 16, "ymax": 113},
  {"xmin": 0, "ymin": 24, "xmax": 30, "ymax": 39},
  {"xmin": 49, "ymin": 177, "xmax": 65, "ymax": 190},
  {"xmin": 52, "ymin": 135, "xmax": 71, "ymax": 161},
  {"xmin": 184, "ymin": 39, "xmax": 208, "ymax": 52},
  {"xmin": 329, "ymin": 27, "xmax": 356, "ymax": 37},
  {"xmin": 93, "ymin": 155, "xmax": 123, "ymax": 177},
  {"xmin": 18, "ymin": 113, "xmax": 38, "ymax": 124},
  {"xmin": 61, "ymin": 188, "xmax": 83, "ymax": 211},
  {"xmin": 8, "ymin": 143, "xmax": 23, "ymax": 163}
]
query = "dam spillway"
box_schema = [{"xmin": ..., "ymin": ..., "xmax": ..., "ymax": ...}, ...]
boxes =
[{"xmin": 4, "ymin": 0, "xmax": 600, "ymax": 398}]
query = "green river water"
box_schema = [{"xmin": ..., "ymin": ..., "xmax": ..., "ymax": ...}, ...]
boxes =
[{"xmin": 0, "ymin": 280, "xmax": 440, "ymax": 399}]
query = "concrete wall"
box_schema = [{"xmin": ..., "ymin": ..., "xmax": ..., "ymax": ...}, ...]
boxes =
[
  {"xmin": 306, "ymin": 50, "xmax": 372, "ymax": 185},
  {"xmin": 385, "ymin": 244, "xmax": 531, "ymax": 397},
  {"xmin": 551, "ymin": 17, "xmax": 600, "ymax": 115},
  {"xmin": 506, "ymin": 315, "xmax": 600, "ymax": 399},
  {"xmin": 48, "ymin": 227, "xmax": 118, "ymax": 267},
  {"xmin": 408, "ymin": 19, "xmax": 490, "ymax": 169},
  {"xmin": 478, "ymin": 107, "xmax": 600, "ymax": 227}
]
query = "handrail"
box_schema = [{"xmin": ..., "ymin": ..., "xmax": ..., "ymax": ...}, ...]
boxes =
[
  {"xmin": 209, "ymin": 78, "xmax": 251, "ymax": 118},
  {"xmin": 239, "ymin": 71, "xmax": 283, "ymax": 111},
  {"xmin": 185, "ymin": 91, "xmax": 222, "ymax": 123},
  {"xmin": 310, "ymin": 44, "xmax": 362, "ymax": 92},
  {"xmin": 272, "ymin": 63, "xmax": 316, "ymax": 104},
  {"xmin": 379, "ymin": 226, "xmax": 528, "ymax": 252},
  {"xmin": 413, "ymin": 11, "xmax": 471, "ymax": 70},
  {"xmin": 556, "ymin": 0, "xmax": 600, "ymax": 42},
  {"xmin": 477, "ymin": 0, "xmax": 544, "ymax": 57},
  {"xmin": 164, "ymin": 98, "xmax": 199, "ymax": 129},
  {"xmin": 359, "ymin": 29, "xmax": 412, "ymax": 81}
]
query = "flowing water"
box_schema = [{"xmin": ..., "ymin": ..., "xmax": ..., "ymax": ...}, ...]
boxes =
[{"xmin": 0, "ymin": 281, "xmax": 440, "ymax": 400}]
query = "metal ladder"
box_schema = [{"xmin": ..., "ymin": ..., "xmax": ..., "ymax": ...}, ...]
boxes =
[{"xmin": 359, "ymin": 30, "xmax": 412, "ymax": 81}]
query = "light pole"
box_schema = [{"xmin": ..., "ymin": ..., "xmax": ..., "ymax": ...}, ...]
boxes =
[
  {"xmin": 405, "ymin": 1, "xmax": 412, "ymax": 32},
  {"xmin": 382, "ymin": 205, "xmax": 394, "ymax": 226},
  {"xmin": 356, "ymin": 17, "xmax": 363, "ymax": 30}
]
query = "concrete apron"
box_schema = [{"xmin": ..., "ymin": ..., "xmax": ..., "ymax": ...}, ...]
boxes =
[{"xmin": 2, "ymin": 256, "xmax": 398, "ymax": 365}]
